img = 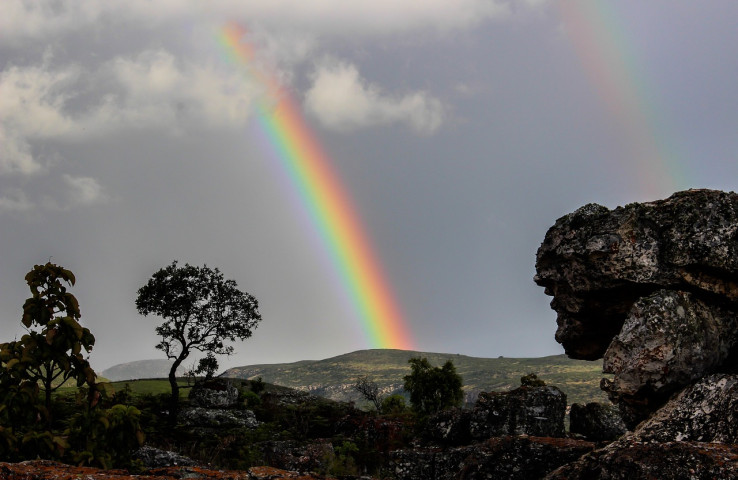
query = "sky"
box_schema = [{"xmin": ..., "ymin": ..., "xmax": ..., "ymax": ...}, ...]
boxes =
[{"xmin": 2, "ymin": 1, "xmax": 738, "ymax": 373}]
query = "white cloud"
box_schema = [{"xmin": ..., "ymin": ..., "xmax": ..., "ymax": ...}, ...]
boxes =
[
  {"xmin": 305, "ymin": 60, "xmax": 443, "ymax": 134},
  {"xmin": 62, "ymin": 174, "xmax": 108, "ymax": 207}
]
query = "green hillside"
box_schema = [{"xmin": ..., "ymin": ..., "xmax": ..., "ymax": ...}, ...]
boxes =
[{"xmin": 222, "ymin": 349, "xmax": 610, "ymax": 406}]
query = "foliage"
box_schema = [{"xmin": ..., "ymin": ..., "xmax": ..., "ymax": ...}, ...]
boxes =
[
  {"xmin": 521, "ymin": 372, "xmax": 546, "ymax": 387},
  {"xmin": 0, "ymin": 263, "xmax": 97, "ymax": 417},
  {"xmin": 380, "ymin": 394, "xmax": 407, "ymax": 415},
  {"xmin": 353, "ymin": 375, "xmax": 382, "ymax": 411},
  {"xmin": 403, "ymin": 357, "xmax": 463, "ymax": 417},
  {"xmin": 135, "ymin": 261, "xmax": 262, "ymax": 420},
  {"xmin": 0, "ymin": 263, "xmax": 144, "ymax": 468}
]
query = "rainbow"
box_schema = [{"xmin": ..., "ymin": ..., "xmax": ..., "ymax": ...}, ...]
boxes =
[
  {"xmin": 219, "ymin": 23, "xmax": 413, "ymax": 350},
  {"xmin": 557, "ymin": 0, "xmax": 689, "ymax": 196}
]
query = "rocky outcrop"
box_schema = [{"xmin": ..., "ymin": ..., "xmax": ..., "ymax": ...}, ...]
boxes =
[
  {"xmin": 390, "ymin": 436, "xmax": 594, "ymax": 480},
  {"xmin": 569, "ymin": 402, "xmax": 626, "ymax": 442},
  {"xmin": 133, "ymin": 446, "xmax": 200, "ymax": 468},
  {"xmin": 180, "ymin": 406, "xmax": 260, "ymax": 428},
  {"xmin": 423, "ymin": 383, "xmax": 566, "ymax": 446},
  {"xmin": 535, "ymin": 189, "xmax": 738, "ymax": 424},
  {"xmin": 189, "ymin": 379, "xmax": 241, "ymax": 408}
]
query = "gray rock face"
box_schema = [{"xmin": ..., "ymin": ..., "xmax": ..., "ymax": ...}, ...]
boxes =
[
  {"xmin": 534, "ymin": 189, "xmax": 738, "ymax": 424},
  {"xmin": 188, "ymin": 379, "xmax": 240, "ymax": 408},
  {"xmin": 470, "ymin": 386, "xmax": 567, "ymax": 439},
  {"xmin": 423, "ymin": 384, "xmax": 567, "ymax": 446},
  {"xmin": 601, "ymin": 290, "xmax": 738, "ymax": 425},
  {"xmin": 569, "ymin": 402, "xmax": 626, "ymax": 442},
  {"xmin": 132, "ymin": 446, "xmax": 199, "ymax": 468},
  {"xmin": 633, "ymin": 374, "xmax": 738, "ymax": 444},
  {"xmin": 179, "ymin": 406, "xmax": 260, "ymax": 428}
]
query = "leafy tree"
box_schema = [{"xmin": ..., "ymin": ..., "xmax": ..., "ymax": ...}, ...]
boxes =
[
  {"xmin": 403, "ymin": 357, "xmax": 463, "ymax": 417},
  {"xmin": 0, "ymin": 262, "xmax": 97, "ymax": 420},
  {"xmin": 353, "ymin": 375, "xmax": 382, "ymax": 412},
  {"xmin": 135, "ymin": 261, "xmax": 262, "ymax": 420}
]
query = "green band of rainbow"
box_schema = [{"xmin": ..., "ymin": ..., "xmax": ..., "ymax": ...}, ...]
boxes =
[{"xmin": 219, "ymin": 23, "xmax": 413, "ymax": 350}]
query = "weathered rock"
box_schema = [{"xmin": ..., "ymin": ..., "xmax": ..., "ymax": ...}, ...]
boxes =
[
  {"xmin": 545, "ymin": 439, "xmax": 738, "ymax": 480},
  {"xmin": 632, "ymin": 374, "xmax": 738, "ymax": 443},
  {"xmin": 602, "ymin": 289, "xmax": 738, "ymax": 425},
  {"xmin": 133, "ymin": 446, "xmax": 200, "ymax": 468},
  {"xmin": 535, "ymin": 189, "xmax": 738, "ymax": 360},
  {"xmin": 469, "ymin": 385, "xmax": 567, "ymax": 439},
  {"xmin": 390, "ymin": 436, "xmax": 594, "ymax": 480},
  {"xmin": 569, "ymin": 402, "xmax": 626, "ymax": 442},
  {"xmin": 534, "ymin": 189, "xmax": 738, "ymax": 423},
  {"xmin": 188, "ymin": 379, "xmax": 240, "ymax": 408},
  {"xmin": 180, "ymin": 406, "xmax": 260, "ymax": 428}
]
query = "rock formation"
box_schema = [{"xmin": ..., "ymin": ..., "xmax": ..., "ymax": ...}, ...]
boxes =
[{"xmin": 535, "ymin": 189, "xmax": 738, "ymax": 424}]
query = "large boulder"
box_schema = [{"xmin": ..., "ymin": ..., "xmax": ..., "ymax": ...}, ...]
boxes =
[
  {"xmin": 179, "ymin": 407, "xmax": 260, "ymax": 428},
  {"xmin": 188, "ymin": 379, "xmax": 240, "ymax": 408},
  {"xmin": 534, "ymin": 189, "xmax": 738, "ymax": 424},
  {"xmin": 423, "ymin": 383, "xmax": 567, "ymax": 446},
  {"xmin": 470, "ymin": 385, "xmax": 567, "ymax": 439}
]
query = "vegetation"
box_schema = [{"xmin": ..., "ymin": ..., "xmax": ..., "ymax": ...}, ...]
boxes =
[
  {"xmin": 404, "ymin": 357, "xmax": 464, "ymax": 416},
  {"xmin": 223, "ymin": 349, "xmax": 610, "ymax": 405},
  {"xmin": 135, "ymin": 261, "xmax": 262, "ymax": 421},
  {"xmin": 353, "ymin": 375, "xmax": 383, "ymax": 411},
  {"xmin": 0, "ymin": 263, "xmax": 143, "ymax": 468}
]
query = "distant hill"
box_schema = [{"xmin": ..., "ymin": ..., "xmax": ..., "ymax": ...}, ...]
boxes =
[
  {"xmin": 222, "ymin": 349, "xmax": 610, "ymax": 406},
  {"xmin": 100, "ymin": 359, "xmax": 185, "ymax": 381}
]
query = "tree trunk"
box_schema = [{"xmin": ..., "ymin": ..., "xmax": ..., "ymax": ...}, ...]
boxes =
[{"xmin": 168, "ymin": 353, "xmax": 187, "ymax": 424}]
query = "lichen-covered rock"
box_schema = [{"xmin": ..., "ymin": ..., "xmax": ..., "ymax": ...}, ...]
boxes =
[
  {"xmin": 188, "ymin": 379, "xmax": 240, "ymax": 408},
  {"xmin": 0, "ymin": 459, "xmax": 341, "ymax": 479},
  {"xmin": 601, "ymin": 290, "xmax": 738, "ymax": 425},
  {"xmin": 133, "ymin": 446, "xmax": 200, "ymax": 468},
  {"xmin": 535, "ymin": 189, "xmax": 738, "ymax": 360},
  {"xmin": 545, "ymin": 439, "xmax": 738, "ymax": 480},
  {"xmin": 180, "ymin": 407, "xmax": 260, "ymax": 428},
  {"xmin": 632, "ymin": 374, "xmax": 738, "ymax": 443},
  {"xmin": 569, "ymin": 402, "xmax": 626, "ymax": 442},
  {"xmin": 469, "ymin": 385, "xmax": 567, "ymax": 439},
  {"xmin": 390, "ymin": 436, "xmax": 594, "ymax": 480}
]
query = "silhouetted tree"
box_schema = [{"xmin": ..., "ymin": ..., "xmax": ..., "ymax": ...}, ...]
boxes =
[
  {"xmin": 135, "ymin": 261, "xmax": 261, "ymax": 421},
  {"xmin": 403, "ymin": 357, "xmax": 463, "ymax": 417}
]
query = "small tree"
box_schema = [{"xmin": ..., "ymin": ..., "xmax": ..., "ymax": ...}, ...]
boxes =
[
  {"xmin": 403, "ymin": 357, "xmax": 463, "ymax": 417},
  {"xmin": 135, "ymin": 261, "xmax": 261, "ymax": 420},
  {"xmin": 0, "ymin": 263, "xmax": 97, "ymax": 418},
  {"xmin": 353, "ymin": 375, "xmax": 382, "ymax": 412}
]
